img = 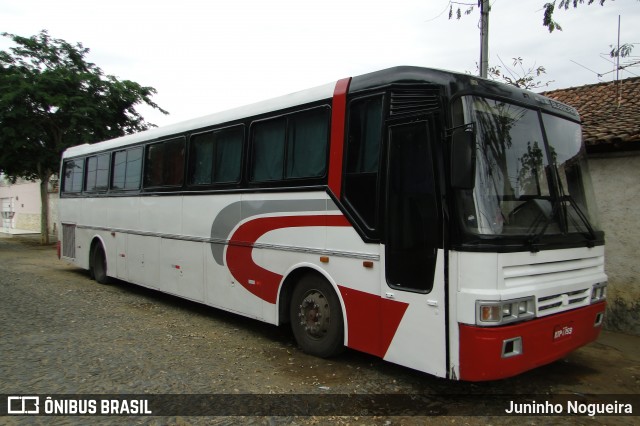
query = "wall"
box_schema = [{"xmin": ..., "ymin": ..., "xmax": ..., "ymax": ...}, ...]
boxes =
[
  {"xmin": 0, "ymin": 179, "xmax": 41, "ymax": 231},
  {"xmin": 588, "ymin": 151, "xmax": 640, "ymax": 335},
  {"xmin": 0, "ymin": 177, "xmax": 58, "ymax": 235}
]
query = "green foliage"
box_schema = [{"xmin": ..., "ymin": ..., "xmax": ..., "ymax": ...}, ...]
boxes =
[
  {"xmin": 486, "ymin": 57, "xmax": 554, "ymax": 90},
  {"xmin": 609, "ymin": 42, "xmax": 636, "ymax": 58},
  {"xmin": 543, "ymin": 1, "xmax": 606, "ymax": 32},
  {"xmin": 542, "ymin": 2, "xmax": 561, "ymax": 32},
  {"xmin": 449, "ymin": 1, "xmax": 633, "ymax": 32},
  {"xmin": 0, "ymin": 30, "xmax": 168, "ymax": 183},
  {"xmin": 0, "ymin": 30, "xmax": 168, "ymax": 243}
]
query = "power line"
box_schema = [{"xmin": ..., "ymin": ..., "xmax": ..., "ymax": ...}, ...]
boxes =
[
  {"xmin": 425, "ymin": 1, "xmax": 455, "ymax": 23},
  {"xmin": 570, "ymin": 60, "xmax": 604, "ymax": 78}
]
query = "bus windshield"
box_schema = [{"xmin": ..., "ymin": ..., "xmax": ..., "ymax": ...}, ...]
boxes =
[{"xmin": 457, "ymin": 96, "xmax": 600, "ymax": 240}]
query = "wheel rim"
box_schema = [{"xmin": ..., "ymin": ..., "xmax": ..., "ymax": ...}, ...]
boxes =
[{"xmin": 297, "ymin": 290, "xmax": 331, "ymax": 339}]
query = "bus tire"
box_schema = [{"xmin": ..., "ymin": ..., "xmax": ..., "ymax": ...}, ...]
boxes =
[
  {"xmin": 290, "ymin": 273, "xmax": 344, "ymax": 358},
  {"xmin": 91, "ymin": 244, "xmax": 110, "ymax": 285}
]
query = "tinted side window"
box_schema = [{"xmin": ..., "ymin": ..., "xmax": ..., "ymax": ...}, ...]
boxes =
[
  {"xmin": 286, "ymin": 108, "xmax": 329, "ymax": 179},
  {"xmin": 344, "ymin": 96, "xmax": 384, "ymax": 231},
  {"xmin": 252, "ymin": 118, "xmax": 286, "ymax": 182},
  {"xmin": 85, "ymin": 156, "xmax": 97, "ymax": 191},
  {"xmin": 85, "ymin": 153, "xmax": 110, "ymax": 192},
  {"xmin": 144, "ymin": 138, "xmax": 185, "ymax": 187},
  {"xmin": 190, "ymin": 132, "xmax": 215, "ymax": 185},
  {"xmin": 62, "ymin": 159, "xmax": 84, "ymax": 193},
  {"xmin": 112, "ymin": 147, "xmax": 142, "ymax": 190},
  {"xmin": 95, "ymin": 154, "xmax": 110, "ymax": 191},
  {"xmin": 189, "ymin": 126, "xmax": 243, "ymax": 185},
  {"xmin": 213, "ymin": 127, "xmax": 243, "ymax": 183},
  {"xmin": 251, "ymin": 107, "xmax": 329, "ymax": 183}
]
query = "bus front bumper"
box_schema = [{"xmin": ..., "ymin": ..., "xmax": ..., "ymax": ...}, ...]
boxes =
[{"xmin": 458, "ymin": 301, "xmax": 606, "ymax": 381}]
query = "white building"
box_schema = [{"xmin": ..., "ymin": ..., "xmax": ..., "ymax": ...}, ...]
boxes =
[
  {"xmin": 544, "ymin": 77, "xmax": 640, "ymax": 336},
  {"xmin": 0, "ymin": 175, "xmax": 59, "ymax": 236}
]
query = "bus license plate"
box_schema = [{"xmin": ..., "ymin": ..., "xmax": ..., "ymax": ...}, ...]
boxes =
[{"xmin": 553, "ymin": 322, "xmax": 574, "ymax": 341}]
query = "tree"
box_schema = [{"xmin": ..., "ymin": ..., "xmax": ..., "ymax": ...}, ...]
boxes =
[
  {"xmin": 450, "ymin": 1, "xmax": 637, "ymax": 83},
  {"xmin": 449, "ymin": 0, "xmax": 637, "ymax": 32},
  {"xmin": 610, "ymin": 42, "xmax": 636, "ymax": 59},
  {"xmin": 0, "ymin": 30, "xmax": 168, "ymax": 244},
  {"xmin": 486, "ymin": 57, "xmax": 554, "ymax": 90}
]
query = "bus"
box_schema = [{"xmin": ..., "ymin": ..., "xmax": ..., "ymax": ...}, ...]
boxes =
[{"xmin": 58, "ymin": 66, "xmax": 607, "ymax": 381}]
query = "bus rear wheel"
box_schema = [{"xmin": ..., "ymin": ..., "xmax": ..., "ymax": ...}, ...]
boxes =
[
  {"xmin": 290, "ymin": 273, "xmax": 344, "ymax": 358},
  {"xmin": 91, "ymin": 244, "xmax": 110, "ymax": 284}
]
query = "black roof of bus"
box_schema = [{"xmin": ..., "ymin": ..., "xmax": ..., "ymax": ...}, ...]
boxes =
[
  {"xmin": 63, "ymin": 66, "xmax": 580, "ymax": 159},
  {"xmin": 349, "ymin": 66, "xmax": 580, "ymax": 120}
]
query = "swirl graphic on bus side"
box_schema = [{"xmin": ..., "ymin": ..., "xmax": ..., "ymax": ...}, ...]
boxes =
[{"xmin": 210, "ymin": 198, "xmax": 409, "ymax": 358}]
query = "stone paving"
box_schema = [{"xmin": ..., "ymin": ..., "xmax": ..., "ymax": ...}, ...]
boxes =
[{"xmin": 0, "ymin": 235, "xmax": 638, "ymax": 425}]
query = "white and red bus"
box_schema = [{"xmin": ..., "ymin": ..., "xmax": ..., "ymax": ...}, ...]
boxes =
[{"xmin": 59, "ymin": 67, "xmax": 607, "ymax": 381}]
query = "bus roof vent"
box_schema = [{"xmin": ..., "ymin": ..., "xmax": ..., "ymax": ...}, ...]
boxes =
[{"xmin": 390, "ymin": 89, "xmax": 440, "ymax": 117}]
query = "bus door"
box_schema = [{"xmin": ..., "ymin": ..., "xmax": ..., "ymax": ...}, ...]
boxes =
[{"xmin": 382, "ymin": 118, "xmax": 447, "ymax": 377}]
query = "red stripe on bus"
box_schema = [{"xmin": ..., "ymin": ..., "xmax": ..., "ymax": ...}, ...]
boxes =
[
  {"xmin": 338, "ymin": 285, "xmax": 409, "ymax": 358},
  {"xmin": 328, "ymin": 77, "xmax": 351, "ymax": 199},
  {"xmin": 225, "ymin": 214, "xmax": 351, "ymax": 304}
]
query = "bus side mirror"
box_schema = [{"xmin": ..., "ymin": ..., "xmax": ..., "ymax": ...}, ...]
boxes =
[{"xmin": 451, "ymin": 130, "xmax": 476, "ymax": 190}]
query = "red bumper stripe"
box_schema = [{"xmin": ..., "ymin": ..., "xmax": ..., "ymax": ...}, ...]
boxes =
[{"xmin": 459, "ymin": 302, "xmax": 606, "ymax": 381}]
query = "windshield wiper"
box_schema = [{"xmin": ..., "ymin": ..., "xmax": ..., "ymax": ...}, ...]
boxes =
[
  {"xmin": 525, "ymin": 198, "xmax": 560, "ymax": 253},
  {"xmin": 525, "ymin": 194, "xmax": 597, "ymax": 252},
  {"xmin": 561, "ymin": 194, "xmax": 598, "ymax": 246},
  {"xmin": 553, "ymin": 163, "xmax": 598, "ymax": 246}
]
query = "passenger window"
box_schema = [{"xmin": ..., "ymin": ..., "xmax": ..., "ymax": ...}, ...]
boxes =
[
  {"xmin": 144, "ymin": 138, "xmax": 185, "ymax": 187},
  {"xmin": 252, "ymin": 118, "xmax": 286, "ymax": 181},
  {"xmin": 62, "ymin": 159, "xmax": 85, "ymax": 193},
  {"xmin": 286, "ymin": 109, "xmax": 329, "ymax": 179},
  {"xmin": 344, "ymin": 95, "xmax": 384, "ymax": 231},
  {"xmin": 112, "ymin": 147, "xmax": 142, "ymax": 190},
  {"xmin": 85, "ymin": 156, "xmax": 97, "ymax": 191},
  {"xmin": 189, "ymin": 126, "xmax": 243, "ymax": 185},
  {"xmin": 85, "ymin": 153, "xmax": 110, "ymax": 192},
  {"xmin": 251, "ymin": 107, "xmax": 330, "ymax": 183}
]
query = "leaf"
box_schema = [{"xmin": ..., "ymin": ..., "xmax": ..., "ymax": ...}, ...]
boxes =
[{"xmin": 610, "ymin": 43, "xmax": 635, "ymax": 58}]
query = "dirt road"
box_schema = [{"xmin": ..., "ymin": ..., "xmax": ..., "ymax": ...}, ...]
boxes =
[{"xmin": 0, "ymin": 234, "xmax": 638, "ymax": 425}]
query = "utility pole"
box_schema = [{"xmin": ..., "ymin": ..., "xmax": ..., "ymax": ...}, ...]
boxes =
[
  {"xmin": 479, "ymin": 0, "xmax": 490, "ymax": 78},
  {"xmin": 616, "ymin": 15, "xmax": 621, "ymax": 107},
  {"xmin": 616, "ymin": 15, "xmax": 621, "ymax": 82}
]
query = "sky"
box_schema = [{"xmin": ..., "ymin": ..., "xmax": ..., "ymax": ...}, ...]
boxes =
[{"xmin": 1, "ymin": 0, "xmax": 639, "ymax": 127}]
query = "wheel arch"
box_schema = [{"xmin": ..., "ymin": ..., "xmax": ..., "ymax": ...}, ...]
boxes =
[
  {"xmin": 88, "ymin": 235, "xmax": 108, "ymax": 272},
  {"xmin": 277, "ymin": 263, "xmax": 348, "ymax": 344}
]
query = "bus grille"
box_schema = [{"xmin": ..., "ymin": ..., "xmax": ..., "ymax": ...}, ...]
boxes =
[
  {"xmin": 502, "ymin": 255, "xmax": 605, "ymax": 317},
  {"xmin": 62, "ymin": 223, "xmax": 76, "ymax": 259},
  {"xmin": 537, "ymin": 288, "xmax": 591, "ymax": 315}
]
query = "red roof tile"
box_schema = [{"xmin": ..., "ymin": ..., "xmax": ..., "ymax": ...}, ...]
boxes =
[{"xmin": 542, "ymin": 77, "xmax": 640, "ymax": 150}]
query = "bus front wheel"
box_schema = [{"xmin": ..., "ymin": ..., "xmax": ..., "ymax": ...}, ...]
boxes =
[
  {"xmin": 290, "ymin": 273, "xmax": 344, "ymax": 358},
  {"xmin": 91, "ymin": 244, "xmax": 110, "ymax": 285}
]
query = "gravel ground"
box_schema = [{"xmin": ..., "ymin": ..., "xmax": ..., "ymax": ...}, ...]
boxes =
[{"xmin": 0, "ymin": 234, "xmax": 638, "ymax": 425}]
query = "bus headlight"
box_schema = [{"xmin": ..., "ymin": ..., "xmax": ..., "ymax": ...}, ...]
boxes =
[
  {"xmin": 476, "ymin": 297, "xmax": 535, "ymax": 326},
  {"xmin": 591, "ymin": 282, "xmax": 607, "ymax": 303}
]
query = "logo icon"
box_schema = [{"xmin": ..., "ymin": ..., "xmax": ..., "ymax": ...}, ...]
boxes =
[{"xmin": 7, "ymin": 396, "xmax": 40, "ymax": 414}]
